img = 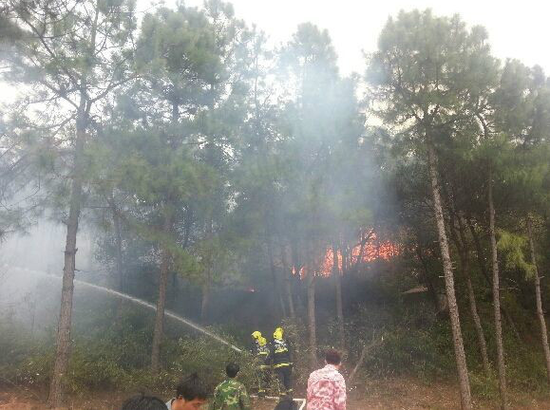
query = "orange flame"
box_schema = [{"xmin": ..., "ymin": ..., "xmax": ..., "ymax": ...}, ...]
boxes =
[{"xmin": 292, "ymin": 232, "xmax": 398, "ymax": 277}]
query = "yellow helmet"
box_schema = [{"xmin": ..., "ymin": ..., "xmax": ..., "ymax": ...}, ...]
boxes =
[
  {"xmin": 273, "ymin": 327, "xmax": 284, "ymax": 340},
  {"xmin": 251, "ymin": 331, "xmax": 262, "ymax": 339}
]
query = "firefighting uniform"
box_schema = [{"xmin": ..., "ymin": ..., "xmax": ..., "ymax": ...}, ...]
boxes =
[
  {"xmin": 270, "ymin": 327, "xmax": 293, "ymax": 397},
  {"xmin": 251, "ymin": 331, "xmax": 271, "ymax": 395}
]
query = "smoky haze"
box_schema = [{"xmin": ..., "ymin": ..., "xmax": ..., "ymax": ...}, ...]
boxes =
[
  {"xmin": 148, "ymin": 0, "xmax": 550, "ymax": 76},
  {"xmin": 1, "ymin": 2, "xmax": 550, "ymax": 410},
  {"xmin": 0, "ymin": 219, "xmax": 96, "ymax": 331},
  {"xmin": 2, "ymin": 1, "xmax": 549, "ymax": 105}
]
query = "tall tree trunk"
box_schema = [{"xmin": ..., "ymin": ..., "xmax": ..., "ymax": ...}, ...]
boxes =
[
  {"xmin": 291, "ymin": 241, "xmax": 305, "ymax": 312},
  {"xmin": 170, "ymin": 210, "xmax": 191, "ymax": 306},
  {"xmin": 152, "ymin": 100, "xmax": 180, "ymax": 372},
  {"xmin": 527, "ymin": 217, "xmax": 550, "ymax": 384},
  {"xmin": 488, "ymin": 169, "xmax": 508, "ymax": 410},
  {"xmin": 112, "ymin": 203, "xmax": 124, "ymax": 292},
  {"xmin": 415, "ymin": 246, "xmax": 441, "ymax": 312},
  {"xmin": 201, "ymin": 277, "xmax": 211, "ymax": 324},
  {"xmin": 458, "ymin": 247, "xmax": 491, "ymax": 375},
  {"xmin": 341, "ymin": 244, "xmax": 350, "ymax": 274},
  {"xmin": 465, "ymin": 268, "xmax": 491, "ymax": 375},
  {"xmin": 427, "ymin": 142, "xmax": 472, "ymax": 410},
  {"xmin": 332, "ymin": 242, "xmax": 345, "ymax": 351},
  {"xmin": 267, "ymin": 235, "xmax": 284, "ymax": 319},
  {"xmin": 48, "ymin": 105, "xmax": 87, "ymax": 409},
  {"xmin": 201, "ymin": 217, "xmax": 215, "ymax": 324},
  {"xmin": 468, "ymin": 220, "xmax": 490, "ymax": 282},
  {"xmin": 110, "ymin": 199, "xmax": 128, "ymax": 324},
  {"xmin": 468, "ymin": 219, "xmax": 521, "ymax": 340},
  {"xmin": 169, "ymin": 272, "xmax": 178, "ymax": 306},
  {"xmin": 279, "ymin": 293, "xmax": 287, "ymax": 318},
  {"xmin": 281, "ymin": 245, "xmax": 296, "ymax": 319},
  {"xmin": 307, "ymin": 270, "xmax": 317, "ymax": 369},
  {"xmin": 151, "ymin": 210, "xmax": 173, "ymax": 373},
  {"xmin": 451, "ymin": 214, "xmax": 491, "ymax": 376}
]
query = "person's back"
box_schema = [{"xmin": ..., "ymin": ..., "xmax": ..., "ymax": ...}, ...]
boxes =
[
  {"xmin": 210, "ymin": 363, "xmax": 250, "ymax": 410},
  {"xmin": 306, "ymin": 349, "xmax": 346, "ymax": 410},
  {"xmin": 121, "ymin": 395, "xmax": 167, "ymax": 410}
]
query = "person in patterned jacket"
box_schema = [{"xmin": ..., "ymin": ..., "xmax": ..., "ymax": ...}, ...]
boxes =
[
  {"xmin": 210, "ymin": 362, "xmax": 251, "ymax": 410},
  {"xmin": 306, "ymin": 349, "xmax": 346, "ymax": 410}
]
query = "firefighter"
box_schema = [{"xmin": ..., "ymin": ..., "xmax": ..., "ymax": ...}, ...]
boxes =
[
  {"xmin": 251, "ymin": 331, "xmax": 271, "ymax": 397},
  {"xmin": 270, "ymin": 327, "xmax": 293, "ymax": 398}
]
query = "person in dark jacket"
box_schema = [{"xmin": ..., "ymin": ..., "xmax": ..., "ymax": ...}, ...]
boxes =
[
  {"xmin": 121, "ymin": 395, "xmax": 167, "ymax": 410},
  {"xmin": 270, "ymin": 327, "xmax": 293, "ymax": 397},
  {"xmin": 274, "ymin": 396, "xmax": 297, "ymax": 410}
]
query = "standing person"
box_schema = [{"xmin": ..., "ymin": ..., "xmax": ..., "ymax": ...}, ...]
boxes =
[
  {"xmin": 271, "ymin": 327, "xmax": 293, "ymax": 397},
  {"xmin": 166, "ymin": 373, "xmax": 209, "ymax": 410},
  {"xmin": 306, "ymin": 349, "xmax": 346, "ymax": 410},
  {"xmin": 210, "ymin": 362, "xmax": 251, "ymax": 410},
  {"xmin": 251, "ymin": 330, "xmax": 271, "ymax": 397}
]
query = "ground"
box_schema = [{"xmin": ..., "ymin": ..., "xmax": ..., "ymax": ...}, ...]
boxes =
[{"xmin": 1, "ymin": 378, "xmax": 550, "ymax": 410}]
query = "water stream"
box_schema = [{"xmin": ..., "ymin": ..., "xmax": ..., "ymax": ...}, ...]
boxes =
[{"xmin": 13, "ymin": 267, "xmax": 243, "ymax": 353}]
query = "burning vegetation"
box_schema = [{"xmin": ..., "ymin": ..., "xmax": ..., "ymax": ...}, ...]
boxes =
[{"xmin": 292, "ymin": 231, "xmax": 399, "ymax": 277}]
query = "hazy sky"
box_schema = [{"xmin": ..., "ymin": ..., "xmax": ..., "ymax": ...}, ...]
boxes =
[
  {"xmin": 1, "ymin": 0, "xmax": 549, "ymax": 103},
  {"xmin": 158, "ymin": 0, "xmax": 550, "ymax": 76}
]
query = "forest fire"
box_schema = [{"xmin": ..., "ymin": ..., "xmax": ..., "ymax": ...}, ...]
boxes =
[
  {"xmin": 292, "ymin": 231, "xmax": 399, "ymax": 278},
  {"xmin": 321, "ymin": 236, "xmax": 398, "ymax": 275}
]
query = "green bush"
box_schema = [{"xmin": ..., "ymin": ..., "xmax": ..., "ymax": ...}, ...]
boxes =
[
  {"xmin": 0, "ymin": 313, "xmax": 259, "ymax": 396},
  {"xmin": 65, "ymin": 343, "xmax": 127, "ymax": 393},
  {"xmin": 3, "ymin": 293, "xmax": 550, "ymax": 402},
  {"xmin": 0, "ymin": 320, "xmax": 53, "ymax": 387},
  {"xmin": 171, "ymin": 333, "xmax": 254, "ymax": 389},
  {"xmin": 505, "ymin": 340, "xmax": 548, "ymax": 393},
  {"xmin": 469, "ymin": 372, "xmax": 499, "ymax": 401},
  {"xmin": 362, "ymin": 325, "xmax": 454, "ymax": 380}
]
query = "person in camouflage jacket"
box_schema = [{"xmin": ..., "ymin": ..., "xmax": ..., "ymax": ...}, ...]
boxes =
[{"xmin": 210, "ymin": 363, "xmax": 251, "ymax": 410}]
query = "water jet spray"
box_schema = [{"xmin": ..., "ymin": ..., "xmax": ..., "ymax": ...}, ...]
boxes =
[{"xmin": 9, "ymin": 266, "xmax": 243, "ymax": 353}]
